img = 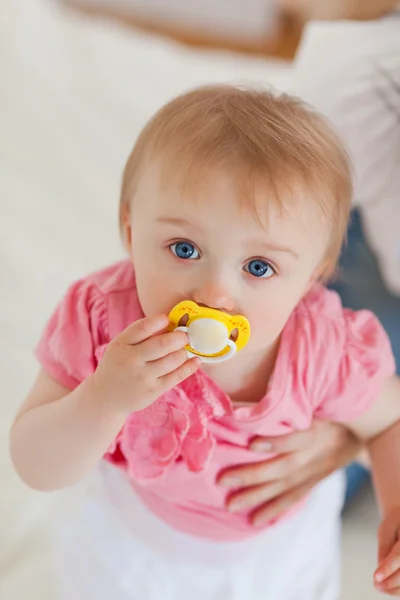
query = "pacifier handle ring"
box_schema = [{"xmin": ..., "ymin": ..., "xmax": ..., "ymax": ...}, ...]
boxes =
[
  {"xmin": 174, "ymin": 325, "xmax": 237, "ymax": 363},
  {"xmin": 200, "ymin": 339, "xmax": 236, "ymax": 364}
]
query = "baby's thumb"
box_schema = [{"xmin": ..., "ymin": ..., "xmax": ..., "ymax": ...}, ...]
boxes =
[{"xmin": 378, "ymin": 519, "xmax": 398, "ymax": 563}]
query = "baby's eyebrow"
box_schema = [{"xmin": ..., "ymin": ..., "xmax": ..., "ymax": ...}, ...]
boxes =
[
  {"xmin": 156, "ymin": 217, "xmax": 203, "ymax": 232},
  {"xmin": 250, "ymin": 240, "xmax": 300, "ymax": 260},
  {"xmin": 157, "ymin": 217, "xmax": 299, "ymax": 259}
]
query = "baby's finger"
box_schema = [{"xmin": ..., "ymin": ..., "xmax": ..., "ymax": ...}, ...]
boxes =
[
  {"xmin": 150, "ymin": 348, "xmax": 189, "ymax": 378},
  {"xmin": 141, "ymin": 331, "xmax": 188, "ymax": 362},
  {"xmin": 158, "ymin": 356, "xmax": 201, "ymax": 390},
  {"xmin": 375, "ymin": 541, "xmax": 400, "ymax": 585},
  {"xmin": 119, "ymin": 314, "xmax": 170, "ymax": 345}
]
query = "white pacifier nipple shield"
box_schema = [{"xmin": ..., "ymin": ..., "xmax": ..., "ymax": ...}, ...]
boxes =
[
  {"xmin": 168, "ymin": 301, "xmax": 251, "ymax": 364},
  {"xmin": 176, "ymin": 318, "xmax": 236, "ymax": 363}
]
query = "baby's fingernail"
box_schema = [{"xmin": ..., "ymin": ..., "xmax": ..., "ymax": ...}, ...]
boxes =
[
  {"xmin": 251, "ymin": 441, "xmax": 273, "ymax": 453},
  {"xmin": 219, "ymin": 477, "xmax": 241, "ymax": 488},
  {"xmin": 374, "ymin": 572, "xmax": 385, "ymax": 583}
]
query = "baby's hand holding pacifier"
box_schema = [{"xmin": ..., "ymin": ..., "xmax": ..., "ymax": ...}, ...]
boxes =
[{"xmin": 91, "ymin": 314, "xmax": 200, "ymax": 414}]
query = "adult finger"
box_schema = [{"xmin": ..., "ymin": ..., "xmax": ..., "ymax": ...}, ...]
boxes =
[
  {"xmin": 251, "ymin": 419, "xmax": 355, "ymax": 456},
  {"xmin": 250, "ymin": 476, "xmax": 320, "ymax": 526},
  {"xmin": 378, "ymin": 521, "xmax": 400, "ymax": 563},
  {"xmin": 375, "ymin": 586, "xmax": 400, "ymax": 596},
  {"xmin": 226, "ymin": 480, "xmax": 289, "ymax": 513},
  {"xmin": 375, "ymin": 570, "xmax": 400, "ymax": 595},
  {"xmin": 225, "ymin": 452, "xmax": 326, "ymax": 511},
  {"xmin": 376, "ymin": 541, "xmax": 400, "ymax": 585},
  {"xmin": 219, "ymin": 452, "xmax": 311, "ymax": 488},
  {"xmin": 250, "ymin": 428, "xmax": 317, "ymax": 454}
]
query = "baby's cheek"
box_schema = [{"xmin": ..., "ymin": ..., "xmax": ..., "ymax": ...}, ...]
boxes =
[
  {"xmin": 247, "ymin": 302, "xmax": 299, "ymax": 353},
  {"xmin": 136, "ymin": 271, "xmax": 185, "ymax": 318},
  {"xmin": 250, "ymin": 302, "xmax": 289, "ymax": 339},
  {"xmin": 250, "ymin": 322, "xmax": 282, "ymax": 351}
]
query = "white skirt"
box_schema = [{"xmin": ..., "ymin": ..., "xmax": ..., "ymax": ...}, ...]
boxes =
[{"xmin": 55, "ymin": 462, "xmax": 345, "ymax": 600}]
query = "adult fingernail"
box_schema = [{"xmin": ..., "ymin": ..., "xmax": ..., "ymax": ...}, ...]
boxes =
[
  {"xmin": 228, "ymin": 499, "xmax": 245, "ymax": 512},
  {"xmin": 253, "ymin": 514, "xmax": 275, "ymax": 528},
  {"xmin": 218, "ymin": 477, "xmax": 242, "ymax": 488},
  {"xmin": 253, "ymin": 515, "xmax": 267, "ymax": 527},
  {"xmin": 374, "ymin": 581, "xmax": 385, "ymax": 592},
  {"xmin": 251, "ymin": 441, "xmax": 273, "ymax": 453}
]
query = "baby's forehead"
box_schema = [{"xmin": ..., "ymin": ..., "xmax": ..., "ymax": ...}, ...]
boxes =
[
  {"xmin": 135, "ymin": 160, "xmax": 330, "ymax": 246},
  {"xmin": 144, "ymin": 159, "xmax": 325, "ymax": 214}
]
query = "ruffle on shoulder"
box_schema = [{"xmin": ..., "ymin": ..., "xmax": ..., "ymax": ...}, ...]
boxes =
[
  {"xmin": 278, "ymin": 285, "xmax": 395, "ymax": 422},
  {"xmin": 296, "ymin": 286, "xmax": 396, "ymax": 422},
  {"xmin": 35, "ymin": 278, "xmax": 109, "ymax": 390},
  {"xmin": 315, "ymin": 307, "xmax": 396, "ymax": 421}
]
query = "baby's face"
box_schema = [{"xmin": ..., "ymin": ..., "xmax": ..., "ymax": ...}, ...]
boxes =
[{"xmin": 125, "ymin": 162, "xmax": 331, "ymax": 358}]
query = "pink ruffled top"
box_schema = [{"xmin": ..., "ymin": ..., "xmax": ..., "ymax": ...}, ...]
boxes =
[{"xmin": 36, "ymin": 260, "xmax": 395, "ymax": 541}]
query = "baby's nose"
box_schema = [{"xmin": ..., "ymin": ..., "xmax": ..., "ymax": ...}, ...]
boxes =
[{"xmin": 193, "ymin": 282, "xmax": 235, "ymax": 314}]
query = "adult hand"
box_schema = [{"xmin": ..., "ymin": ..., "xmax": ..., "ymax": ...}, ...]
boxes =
[
  {"xmin": 218, "ymin": 419, "xmax": 361, "ymax": 527},
  {"xmin": 278, "ymin": 0, "xmax": 398, "ymax": 21},
  {"xmin": 375, "ymin": 507, "xmax": 400, "ymax": 595}
]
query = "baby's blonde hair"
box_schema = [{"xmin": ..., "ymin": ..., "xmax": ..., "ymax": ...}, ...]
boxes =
[{"xmin": 120, "ymin": 85, "xmax": 352, "ymax": 280}]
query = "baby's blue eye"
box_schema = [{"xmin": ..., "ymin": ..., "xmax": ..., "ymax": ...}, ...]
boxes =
[
  {"xmin": 244, "ymin": 259, "xmax": 275, "ymax": 278},
  {"xmin": 170, "ymin": 241, "xmax": 199, "ymax": 260}
]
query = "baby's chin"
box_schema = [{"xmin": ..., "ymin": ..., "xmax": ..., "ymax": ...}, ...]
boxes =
[
  {"xmin": 244, "ymin": 335, "xmax": 282, "ymax": 363},
  {"xmin": 205, "ymin": 335, "xmax": 281, "ymax": 369},
  {"xmin": 247, "ymin": 329, "xmax": 282, "ymax": 351}
]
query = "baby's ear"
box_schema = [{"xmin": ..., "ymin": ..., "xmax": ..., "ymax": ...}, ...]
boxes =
[
  {"xmin": 120, "ymin": 204, "xmax": 133, "ymax": 252},
  {"xmin": 305, "ymin": 259, "xmax": 330, "ymax": 294}
]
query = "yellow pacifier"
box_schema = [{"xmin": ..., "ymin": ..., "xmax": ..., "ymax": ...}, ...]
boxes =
[{"xmin": 168, "ymin": 300, "xmax": 251, "ymax": 364}]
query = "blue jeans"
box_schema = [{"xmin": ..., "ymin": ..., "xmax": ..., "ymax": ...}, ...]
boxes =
[{"xmin": 329, "ymin": 210, "xmax": 400, "ymax": 505}]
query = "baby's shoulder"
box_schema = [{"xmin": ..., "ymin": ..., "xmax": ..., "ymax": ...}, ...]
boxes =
[
  {"xmin": 294, "ymin": 284, "xmax": 387, "ymax": 357},
  {"xmin": 286, "ymin": 285, "xmax": 395, "ymax": 420},
  {"xmin": 70, "ymin": 259, "xmax": 144, "ymax": 338},
  {"xmin": 84, "ymin": 259, "xmax": 138, "ymax": 296},
  {"xmin": 292, "ymin": 284, "xmax": 348, "ymax": 353},
  {"xmin": 286, "ymin": 284, "xmax": 394, "ymax": 410}
]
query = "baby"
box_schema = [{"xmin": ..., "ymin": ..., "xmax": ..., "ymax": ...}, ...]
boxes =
[{"xmin": 10, "ymin": 85, "xmax": 400, "ymax": 599}]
